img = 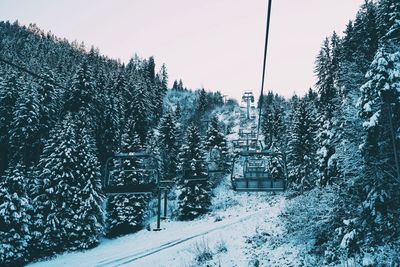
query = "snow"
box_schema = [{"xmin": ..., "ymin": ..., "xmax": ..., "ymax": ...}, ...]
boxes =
[
  {"xmin": 28, "ymin": 176, "xmax": 293, "ymax": 267},
  {"xmin": 362, "ymin": 254, "xmax": 374, "ymax": 266},
  {"xmin": 340, "ymin": 229, "xmax": 356, "ymax": 249},
  {"xmin": 362, "ymin": 111, "xmax": 380, "ymax": 129}
]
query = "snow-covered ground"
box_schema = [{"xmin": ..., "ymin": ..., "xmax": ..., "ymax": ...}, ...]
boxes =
[{"xmin": 28, "ymin": 175, "xmax": 298, "ymax": 267}]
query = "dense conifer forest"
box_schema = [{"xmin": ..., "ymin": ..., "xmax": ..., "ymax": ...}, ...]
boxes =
[{"xmin": 0, "ymin": 0, "xmax": 399, "ymax": 265}]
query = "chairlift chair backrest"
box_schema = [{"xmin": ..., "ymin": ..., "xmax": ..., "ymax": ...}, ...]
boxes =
[{"xmin": 103, "ymin": 152, "xmax": 159, "ymax": 195}]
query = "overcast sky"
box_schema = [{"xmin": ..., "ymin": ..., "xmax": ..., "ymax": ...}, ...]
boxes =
[{"xmin": 1, "ymin": 0, "xmax": 364, "ymax": 101}]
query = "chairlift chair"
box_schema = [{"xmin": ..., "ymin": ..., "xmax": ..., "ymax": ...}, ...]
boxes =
[
  {"xmin": 103, "ymin": 152, "xmax": 171, "ymax": 231},
  {"xmin": 231, "ymin": 150, "xmax": 287, "ymax": 192},
  {"xmin": 103, "ymin": 152, "xmax": 159, "ymax": 195}
]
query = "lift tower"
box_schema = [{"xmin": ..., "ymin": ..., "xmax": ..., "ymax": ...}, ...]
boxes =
[{"xmin": 242, "ymin": 91, "xmax": 254, "ymax": 120}]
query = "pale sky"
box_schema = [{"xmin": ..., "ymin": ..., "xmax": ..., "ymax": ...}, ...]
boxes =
[{"xmin": 0, "ymin": 0, "xmax": 364, "ymax": 101}]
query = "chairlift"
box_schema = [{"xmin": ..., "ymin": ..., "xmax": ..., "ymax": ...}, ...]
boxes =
[
  {"xmin": 103, "ymin": 152, "xmax": 159, "ymax": 195},
  {"xmin": 178, "ymin": 158, "xmax": 228, "ymax": 189},
  {"xmin": 242, "ymin": 92, "xmax": 255, "ymax": 103},
  {"xmin": 103, "ymin": 152, "xmax": 174, "ymax": 230},
  {"xmin": 232, "ymin": 138, "xmax": 260, "ymax": 151},
  {"xmin": 238, "ymin": 130, "xmax": 257, "ymax": 140},
  {"xmin": 230, "ymin": 150, "xmax": 287, "ymax": 192}
]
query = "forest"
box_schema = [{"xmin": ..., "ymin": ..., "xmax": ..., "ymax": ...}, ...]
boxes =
[{"xmin": 0, "ymin": 0, "xmax": 399, "ymax": 266}]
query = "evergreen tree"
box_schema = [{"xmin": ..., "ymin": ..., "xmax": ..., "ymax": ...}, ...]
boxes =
[
  {"xmin": 0, "ymin": 164, "xmax": 32, "ymax": 266},
  {"xmin": 352, "ymin": 0, "xmax": 380, "ymax": 73},
  {"xmin": 315, "ymin": 37, "xmax": 340, "ymax": 186},
  {"xmin": 158, "ymin": 110, "xmax": 179, "ymax": 182},
  {"xmin": 9, "ymin": 83, "xmax": 41, "ymax": 168},
  {"xmin": 288, "ymin": 99, "xmax": 317, "ymax": 189},
  {"xmin": 63, "ymin": 60, "xmax": 96, "ymax": 117},
  {"xmin": 205, "ymin": 116, "xmax": 229, "ymax": 172},
  {"xmin": 261, "ymin": 92, "xmax": 286, "ymax": 149},
  {"xmin": 31, "ymin": 116, "xmax": 77, "ymax": 255},
  {"xmin": 175, "ymin": 103, "xmax": 182, "ymax": 122},
  {"xmin": 96, "ymin": 73, "xmax": 124, "ymax": 164},
  {"xmin": 0, "ymin": 72, "xmax": 21, "ymax": 175},
  {"xmin": 69, "ymin": 120, "xmax": 104, "ymax": 250},
  {"xmin": 271, "ymin": 104, "xmax": 286, "ymax": 149},
  {"xmin": 315, "ymin": 38, "xmax": 336, "ymax": 111},
  {"xmin": 178, "ymin": 79, "xmax": 184, "ymax": 91},
  {"xmin": 330, "ymin": 31, "xmax": 344, "ymax": 86},
  {"xmin": 146, "ymin": 56, "xmax": 156, "ymax": 82},
  {"xmin": 195, "ymin": 89, "xmax": 208, "ymax": 122},
  {"xmin": 377, "ymin": 0, "xmax": 400, "ymax": 40},
  {"xmin": 37, "ymin": 67, "xmax": 58, "ymax": 143},
  {"xmin": 358, "ymin": 38, "xmax": 400, "ymax": 244},
  {"xmin": 261, "ymin": 104, "xmax": 274, "ymax": 147},
  {"xmin": 172, "ymin": 80, "xmax": 179, "ymax": 90},
  {"xmin": 34, "ymin": 113, "xmax": 104, "ymax": 253},
  {"xmin": 126, "ymin": 77, "xmax": 151, "ymax": 143},
  {"xmin": 178, "ymin": 124, "xmax": 211, "ymax": 220}
]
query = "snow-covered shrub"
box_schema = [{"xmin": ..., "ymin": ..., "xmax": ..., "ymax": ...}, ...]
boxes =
[
  {"xmin": 215, "ymin": 239, "xmax": 228, "ymax": 253},
  {"xmin": 281, "ymin": 186, "xmax": 339, "ymax": 263},
  {"xmin": 191, "ymin": 239, "xmax": 214, "ymax": 264}
]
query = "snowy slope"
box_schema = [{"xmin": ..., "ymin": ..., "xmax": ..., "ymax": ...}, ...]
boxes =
[
  {"xmin": 28, "ymin": 104, "xmax": 300, "ymax": 267},
  {"xmin": 28, "ymin": 175, "xmax": 294, "ymax": 267}
]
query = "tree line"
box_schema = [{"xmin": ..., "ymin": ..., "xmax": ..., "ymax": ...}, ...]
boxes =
[
  {"xmin": 259, "ymin": 0, "xmax": 399, "ymax": 262},
  {"xmin": 0, "ymin": 21, "xmax": 231, "ymax": 265}
]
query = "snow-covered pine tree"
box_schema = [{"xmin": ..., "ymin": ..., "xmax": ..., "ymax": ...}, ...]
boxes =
[
  {"xmin": 172, "ymin": 80, "xmax": 179, "ymax": 90},
  {"xmin": 172, "ymin": 79, "xmax": 185, "ymax": 90},
  {"xmin": 63, "ymin": 60, "xmax": 96, "ymax": 119},
  {"xmin": 315, "ymin": 37, "xmax": 340, "ymax": 186},
  {"xmin": 205, "ymin": 116, "xmax": 229, "ymax": 173},
  {"xmin": 175, "ymin": 103, "xmax": 182, "ymax": 122},
  {"xmin": 330, "ymin": 31, "xmax": 342, "ymax": 83},
  {"xmin": 178, "ymin": 123, "xmax": 211, "ymax": 220},
  {"xmin": 261, "ymin": 92, "xmax": 286, "ymax": 150},
  {"xmin": 9, "ymin": 82, "xmax": 41, "ymax": 168},
  {"xmin": 152, "ymin": 63, "xmax": 168, "ymax": 120},
  {"xmin": 377, "ymin": 0, "xmax": 400, "ymax": 40},
  {"xmin": 34, "ymin": 113, "xmax": 104, "ymax": 253},
  {"xmin": 158, "ymin": 110, "xmax": 179, "ymax": 182},
  {"xmin": 106, "ymin": 118, "xmax": 148, "ymax": 237},
  {"xmin": 0, "ymin": 71, "xmax": 21, "ymax": 175},
  {"xmin": 37, "ymin": 67, "xmax": 58, "ymax": 144},
  {"xmin": 358, "ymin": 27, "xmax": 400, "ymax": 245},
  {"xmin": 271, "ymin": 104, "xmax": 286, "ymax": 149},
  {"xmin": 178, "ymin": 79, "xmax": 184, "ymax": 91},
  {"xmin": 96, "ymin": 72, "xmax": 124, "ymax": 164},
  {"xmin": 287, "ymin": 98, "xmax": 317, "ymax": 190},
  {"xmin": 69, "ymin": 118, "xmax": 104, "ymax": 250},
  {"xmin": 195, "ymin": 89, "xmax": 208, "ymax": 123},
  {"xmin": 0, "ymin": 163, "xmax": 32, "ymax": 266},
  {"xmin": 34, "ymin": 114, "xmax": 80, "ymax": 254},
  {"xmin": 262, "ymin": 106, "xmax": 274, "ymax": 146},
  {"xmin": 126, "ymin": 76, "xmax": 151, "ymax": 144}
]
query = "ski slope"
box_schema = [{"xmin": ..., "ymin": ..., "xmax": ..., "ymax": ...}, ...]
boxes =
[
  {"xmin": 29, "ymin": 109, "xmax": 299, "ymax": 267},
  {"xmin": 28, "ymin": 176, "xmax": 296, "ymax": 267}
]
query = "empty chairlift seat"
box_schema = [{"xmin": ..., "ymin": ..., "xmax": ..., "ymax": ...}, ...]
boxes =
[{"xmin": 231, "ymin": 151, "xmax": 286, "ymax": 192}]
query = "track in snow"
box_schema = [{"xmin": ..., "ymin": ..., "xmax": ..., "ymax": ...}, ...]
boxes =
[{"xmin": 96, "ymin": 209, "xmax": 265, "ymax": 266}]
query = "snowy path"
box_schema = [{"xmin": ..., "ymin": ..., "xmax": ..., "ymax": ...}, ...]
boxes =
[
  {"xmin": 98, "ymin": 208, "xmax": 267, "ymax": 267},
  {"xmin": 29, "ymin": 177, "xmax": 290, "ymax": 267}
]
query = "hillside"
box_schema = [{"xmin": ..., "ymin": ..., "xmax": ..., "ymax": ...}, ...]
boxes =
[{"xmin": 1, "ymin": 0, "xmax": 400, "ymax": 266}]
